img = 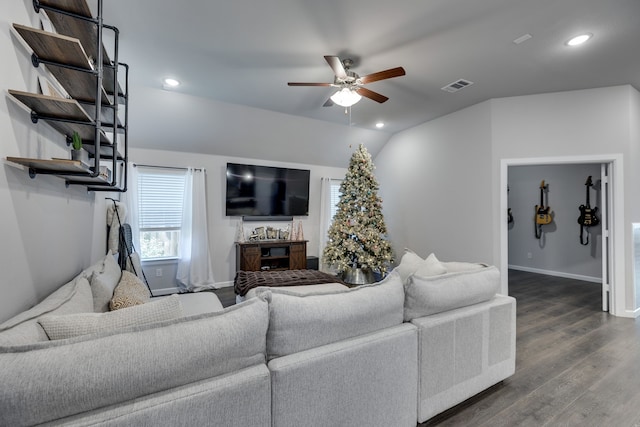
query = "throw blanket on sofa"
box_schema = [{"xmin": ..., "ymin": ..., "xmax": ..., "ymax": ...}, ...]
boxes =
[{"xmin": 234, "ymin": 270, "xmax": 345, "ymax": 296}]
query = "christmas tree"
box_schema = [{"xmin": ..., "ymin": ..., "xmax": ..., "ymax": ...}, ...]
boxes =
[{"xmin": 323, "ymin": 144, "xmax": 394, "ymax": 275}]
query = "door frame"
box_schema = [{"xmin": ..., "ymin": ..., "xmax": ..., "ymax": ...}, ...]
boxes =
[{"xmin": 499, "ymin": 154, "xmax": 625, "ymax": 316}]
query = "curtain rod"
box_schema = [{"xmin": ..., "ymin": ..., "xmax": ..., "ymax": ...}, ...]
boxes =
[{"xmin": 133, "ymin": 163, "xmax": 204, "ymax": 172}]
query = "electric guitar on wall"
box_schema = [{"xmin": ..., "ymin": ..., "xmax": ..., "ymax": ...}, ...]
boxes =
[
  {"xmin": 578, "ymin": 176, "xmax": 599, "ymax": 245},
  {"xmin": 578, "ymin": 176, "xmax": 599, "ymax": 227},
  {"xmin": 535, "ymin": 180, "xmax": 552, "ymax": 225}
]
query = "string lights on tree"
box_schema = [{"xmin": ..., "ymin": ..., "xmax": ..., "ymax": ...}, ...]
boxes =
[{"xmin": 323, "ymin": 144, "xmax": 394, "ymax": 276}]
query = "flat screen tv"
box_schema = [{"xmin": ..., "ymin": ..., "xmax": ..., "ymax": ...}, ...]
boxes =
[{"xmin": 225, "ymin": 163, "xmax": 310, "ymax": 217}]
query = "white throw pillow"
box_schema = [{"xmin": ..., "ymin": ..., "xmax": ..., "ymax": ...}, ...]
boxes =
[
  {"xmin": 38, "ymin": 295, "xmax": 183, "ymax": 340},
  {"xmin": 414, "ymin": 253, "xmax": 447, "ymax": 277},
  {"xmin": 394, "ymin": 249, "xmax": 426, "ymax": 284}
]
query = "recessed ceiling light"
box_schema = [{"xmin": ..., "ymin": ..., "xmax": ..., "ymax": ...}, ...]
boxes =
[
  {"xmin": 566, "ymin": 33, "xmax": 592, "ymax": 46},
  {"xmin": 162, "ymin": 77, "xmax": 180, "ymax": 88},
  {"xmin": 375, "ymin": 122, "xmax": 384, "ymax": 129}
]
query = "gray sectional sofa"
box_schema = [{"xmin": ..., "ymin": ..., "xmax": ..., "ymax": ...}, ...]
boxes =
[{"xmin": 0, "ymin": 250, "xmax": 515, "ymax": 426}]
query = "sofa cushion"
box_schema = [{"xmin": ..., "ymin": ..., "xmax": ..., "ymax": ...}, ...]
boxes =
[
  {"xmin": 110, "ymin": 271, "xmax": 151, "ymax": 310},
  {"xmin": 404, "ymin": 265, "xmax": 500, "ymax": 321},
  {"xmin": 174, "ymin": 292, "xmax": 224, "ymax": 316},
  {"xmin": 38, "ymin": 294, "xmax": 184, "ymax": 340},
  {"xmin": 90, "ymin": 251, "xmax": 123, "ymax": 312},
  {"xmin": 259, "ymin": 270, "xmax": 405, "ymax": 360},
  {"xmin": 0, "ymin": 297, "xmax": 269, "ymax": 427},
  {"xmin": 0, "ymin": 277, "xmax": 94, "ymax": 346},
  {"xmin": 442, "ymin": 261, "xmax": 487, "ymax": 273},
  {"xmin": 246, "ymin": 282, "xmax": 349, "ymax": 299}
]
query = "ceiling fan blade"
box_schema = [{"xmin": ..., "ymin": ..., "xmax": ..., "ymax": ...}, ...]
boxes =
[
  {"xmin": 324, "ymin": 56, "xmax": 347, "ymax": 79},
  {"xmin": 356, "ymin": 87, "xmax": 389, "ymax": 103},
  {"xmin": 287, "ymin": 82, "xmax": 333, "ymax": 86},
  {"xmin": 360, "ymin": 67, "xmax": 406, "ymax": 84},
  {"xmin": 322, "ymin": 97, "xmax": 334, "ymax": 107}
]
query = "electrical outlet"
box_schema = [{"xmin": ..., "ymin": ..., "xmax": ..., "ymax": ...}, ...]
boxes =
[
  {"xmin": 155, "ymin": 268, "xmax": 163, "ymax": 277},
  {"xmin": 527, "ymin": 252, "xmax": 533, "ymax": 259}
]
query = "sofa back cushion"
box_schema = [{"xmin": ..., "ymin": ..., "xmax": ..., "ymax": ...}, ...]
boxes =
[
  {"xmin": 89, "ymin": 251, "xmax": 122, "ymax": 312},
  {"xmin": 0, "ymin": 296, "xmax": 269, "ymax": 427},
  {"xmin": 404, "ymin": 265, "xmax": 500, "ymax": 321},
  {"xmin": 260, "ymin": 271, "xmax": 404, "ymax": 360},
  {"xmin": 0, "ymin": 277, "xmax": 94, "ymax": 346}
]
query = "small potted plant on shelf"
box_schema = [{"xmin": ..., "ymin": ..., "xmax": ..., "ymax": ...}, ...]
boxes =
[{"xmin": 70, "ymin": 131, "xmax": 90, "ymax": 167}]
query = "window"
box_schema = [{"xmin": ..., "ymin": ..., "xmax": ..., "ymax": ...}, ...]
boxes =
[
  {"xmin": 330, "ymin": 179, "xmax": 342, "ymax": 220},
  {"xmin": 136, "ymin": 168, "xmax": 187, "ymax": 260}
]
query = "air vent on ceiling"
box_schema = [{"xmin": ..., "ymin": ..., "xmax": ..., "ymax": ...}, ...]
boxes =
[{"xmin": 441, "ymin": 79, "xmax": 474, "ymax": 93}]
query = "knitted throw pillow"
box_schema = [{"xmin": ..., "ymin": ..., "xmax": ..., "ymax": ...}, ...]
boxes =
[
  {"xmin": 110, "ymin": 270, "xmax": 151, "ymax": 310},
  {"xmin": 39, "ymin": 295, "xmax": 183, "ymax": 340}
]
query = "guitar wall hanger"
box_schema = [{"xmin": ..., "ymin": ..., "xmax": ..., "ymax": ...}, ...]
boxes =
[{"xmin": 535, "ymin": 180, "xmax": 552, "ymax": 239}]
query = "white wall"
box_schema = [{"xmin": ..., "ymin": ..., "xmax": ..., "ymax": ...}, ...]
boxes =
[
  {"xmin": 375, "ymin": 85, "xmax": 640, "ymax": 316},
  {"xmin": 376, "ymin": 101, "xmax": 493, "ymax": 264},
  {"xmin": 507, "ymin": 164, "xmax": 602, "ymax": 281},
  {"xmin": 0, "ymin": 2, "xmax": 109, "ymax": 322},
  {"xmin": 128, "ymin": 148, "xmax": 346, "ymax": 294},
  {"xmin": 491, "ymin": 86, "xmax": 638, "ymax": 315}
]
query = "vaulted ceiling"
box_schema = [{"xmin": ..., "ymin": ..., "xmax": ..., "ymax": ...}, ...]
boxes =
[{"xmin": 100, "ymin": 0, "xmax": 640, "ymax": 167}]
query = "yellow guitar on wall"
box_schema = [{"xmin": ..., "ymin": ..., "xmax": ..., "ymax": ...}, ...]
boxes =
[
  {"xmin": 535, "ymin": 180, "xmax": 552, "ymax": 225},
  {"xmin": 534, "ymin": 180, "xmax": 552, "ymax": 239}
]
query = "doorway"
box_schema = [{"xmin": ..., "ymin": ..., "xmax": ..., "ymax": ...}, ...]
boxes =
[{"xmin": 499, "ymin": 155, "xmax": 624, "ymax": 316}]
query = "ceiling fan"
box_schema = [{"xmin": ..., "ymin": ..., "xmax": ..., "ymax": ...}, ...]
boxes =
[{"xmin": 288, "ymin": 56, "xmax": 406, "ymax": 107}]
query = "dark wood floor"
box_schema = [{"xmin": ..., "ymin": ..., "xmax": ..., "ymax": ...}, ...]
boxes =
[
  {"xmin": 213, "ymin": 286, "xmax": 236, "ymax": 308},
  {"xmin": 421, "ymin": 269, "xmax": 640, "ymax": 427}
]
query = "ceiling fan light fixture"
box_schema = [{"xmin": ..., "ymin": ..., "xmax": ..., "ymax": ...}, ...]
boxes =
[{"xmin": 330, "ymin": 88, "xmax": 361, "ymax": 107}]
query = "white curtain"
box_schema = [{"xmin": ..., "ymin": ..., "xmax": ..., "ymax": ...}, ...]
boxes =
[
  {"xmin": 318, "ymin": 177, "xmax": 333, "ymax": 271},
  {"xmin": 176, "ymin": 168, "xmax": 216, "ymax": 291},
  {"xmin": 122, "ymin": 163, "xmax": 141, "ymax": 252}
]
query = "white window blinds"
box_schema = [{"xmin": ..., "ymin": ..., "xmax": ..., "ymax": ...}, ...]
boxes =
[{"xmin": 137, "ymin": 169, "xmax": 186, "ymax": 231}]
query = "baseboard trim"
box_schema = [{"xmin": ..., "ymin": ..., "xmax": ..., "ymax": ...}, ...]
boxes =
[{"xmin": 508, "ymin": 265, "xmax": 601, "ymax": 284}]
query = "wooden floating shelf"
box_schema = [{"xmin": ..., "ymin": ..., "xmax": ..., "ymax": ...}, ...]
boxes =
[
  {"xmin": 8, "ymin": 90, "xmax": 113, "ymax": 144},
  {"xmin": 6, "ymin": 157, "xmax": 111, "ymax": 184},
  {"xmin": 38, "ymin": 0, "xmax": 123, "ymax": 96},
  {"xmin": 13, "ymin": 23, "xmax": 92, "ymax": 70},
  {"xmin": 6, "ymin": 157, "xmax": 89, "ymax": 173},
  {"xmin": 13, "ymin": 24, "xmax": 111, "ymax": 104},
  {"xmin": 82, "ymin": 144, "xmax": 124, "ymax": 160}
]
